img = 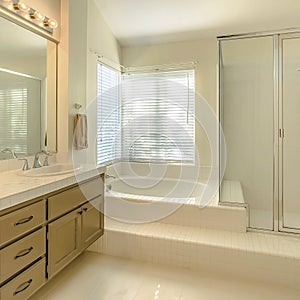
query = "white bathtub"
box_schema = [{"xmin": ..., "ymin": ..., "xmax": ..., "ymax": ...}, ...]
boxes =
[{"xmin": 106, "ymin": 176, "xmax": 215, "ymax": 205}]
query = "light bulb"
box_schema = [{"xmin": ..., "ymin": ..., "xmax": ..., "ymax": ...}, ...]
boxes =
[
  {"xmin": 47, "ymin": 19, "xmax": 58, "ymax": 29},
  {"xmin": 34, "ymin": 10, "xmax": 44, "ymax": 21},
  {"xmin": 24, "ymin": 13, "xmax": 30, "ymax": 20},
  {"xmin": 17, "ymin": 1, "xmax": 29, "ymax": 12}
]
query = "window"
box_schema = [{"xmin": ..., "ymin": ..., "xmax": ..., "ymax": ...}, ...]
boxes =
[
  {"xmin": 121, "ymin": 69, "xmax": 195, "ymax": 163},
  {"xmin": 0, "ymin": 69, "xmax": 41, "ymax": 157},
  {"xmin": 97, "ymin": 67, "xmax": 195, "ymax": 166},
  {"xmin": 97, "ymin": 64, "xmax": 121, "ymax": 166},
  {"xmin": 0, "ymin": 88, "xmax": 28, "ymax": 155}
]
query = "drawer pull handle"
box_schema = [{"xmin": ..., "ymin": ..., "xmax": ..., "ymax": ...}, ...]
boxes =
[
  {"xmin": 14, "ymin": 216, "xmax": 34, "ymax": 226},
  {"xmin": 83, "ymin": 208, "xmax": 88, "ymax": 212},
  {"xmin": 14, "ymin": 279, "xmax": 32, "ymax": 296},
  {"xmin": 15, "ymin": 247, "xmax": 34, "ymax": 259}
]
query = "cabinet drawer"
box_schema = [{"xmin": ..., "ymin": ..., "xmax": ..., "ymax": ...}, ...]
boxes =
[
  {"xmin": 0, "ymin": 201, "xmax": 45, "ymax": 246},
  {"xmin": 0, "ymin": 228, "xmax": 46, "ymax": 283},
  {"xmin": 0, "ymin": 258, "xmax": 46, "ymax": 300},
  {"xmin": 48, "ymin": 176, "xmax": 103, "ymax": 220}
]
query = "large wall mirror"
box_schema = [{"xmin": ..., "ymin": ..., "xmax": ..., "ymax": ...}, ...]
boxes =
[{"xmin": 0, "ymin": 15, "xmax": 57, "ymax": 160}]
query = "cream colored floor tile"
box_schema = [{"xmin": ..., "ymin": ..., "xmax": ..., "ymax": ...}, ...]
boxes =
[
  {"xmin": 180, "ymin": 273, "xmax": 300, "ymax": 300},
  {"xmin": 133, "ymin": 279, "xmax": 182, "ymax": 300},
  {"xmin": 30, "ymin": 252, "xmax": 300, "ymax": 300}
]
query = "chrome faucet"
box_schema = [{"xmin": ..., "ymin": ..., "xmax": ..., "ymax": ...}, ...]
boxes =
[
  {"xmin": 33, "ymin": 150, "xmax": 50, "ymax": 168},
  {"xmin": 19, "ymin": 158, "xmax": 30, "ymax": 171},
  {"xmin": 1, "ymin": 148, "xmax": 17, "ymax": 159}
]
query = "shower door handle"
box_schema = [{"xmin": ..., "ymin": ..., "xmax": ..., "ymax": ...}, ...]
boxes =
[{"xmin": 279, "ymin": 129, "xmax": 285, "ymax": 138}]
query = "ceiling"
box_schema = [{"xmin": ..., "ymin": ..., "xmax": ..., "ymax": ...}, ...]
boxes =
[{"xmin": 95, "ymin": 0, "xmax": 300, "ymax": 46}]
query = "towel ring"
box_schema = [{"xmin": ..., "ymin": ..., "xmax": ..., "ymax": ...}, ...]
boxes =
[{"xmin": 74, "ymin": 103, "xmax": 82, "ymax": 110}]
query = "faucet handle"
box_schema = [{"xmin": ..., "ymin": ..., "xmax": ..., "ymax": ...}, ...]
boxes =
[
  {"xmin": 43, "ymin": 155, "xmax": 50, "ymax": 166},
  {"xmin": 2, "ymin": 148, "xmax": 17, "ymax": 159},
  {"xmin": 33, "ymin": 152, "xmax": 42, "ymax": 168},
  {"xmin": 19, "ymin": 158, "xmax": 30, "ymax": 171},
  {"xmin": 42, "ymin": 151, "xmax": 52, "ymax": 166}
]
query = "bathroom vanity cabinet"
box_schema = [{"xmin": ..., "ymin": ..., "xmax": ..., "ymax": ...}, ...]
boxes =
[
  {"xmin": 0, "ymin": 174, "xmax": 104, "ymax": 300},
  {"xmin": 47, "ymin": 177, "xmax": 104, "ymax": 278},
  {"xmin": 0, "ymin": 201, "xmax": 46, "ymax": 300}
]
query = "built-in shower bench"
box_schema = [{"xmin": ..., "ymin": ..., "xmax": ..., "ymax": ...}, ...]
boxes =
[{"xmin": 220, "ymin": 180, "xmax": 245, "ymax": 205}]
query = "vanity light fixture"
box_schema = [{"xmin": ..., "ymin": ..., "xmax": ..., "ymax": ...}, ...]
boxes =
[
  {"xmin": 12, "ymin": 0, "xmax": 29, "ymax": 12},
  {"xmin": 29, "ymin": 8, "xmax": 44, "ymax": 21},
  {"xmin": 0, "ymin": 0, "xmax": 58, "ymax": 34},
  {"xmin": 45, "ymin": 18, "xmax": 58, "ymax": 29}
]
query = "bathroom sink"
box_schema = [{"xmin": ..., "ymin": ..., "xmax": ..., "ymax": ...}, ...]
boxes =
[{"xmin": 17, "ymin": 164, "xmax": 82, "ymax": 177}]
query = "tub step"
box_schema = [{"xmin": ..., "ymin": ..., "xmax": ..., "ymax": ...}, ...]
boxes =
[{"xmin": 89, "ymin": 218, "xmax": 300, "ymax": 289}]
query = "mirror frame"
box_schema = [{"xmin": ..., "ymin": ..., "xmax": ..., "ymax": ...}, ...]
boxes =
[{"xmin": 0, "ymin": 6, "xmax": 59, "ymax": 156}]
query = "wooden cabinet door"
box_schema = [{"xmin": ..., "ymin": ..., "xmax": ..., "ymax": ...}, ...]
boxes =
[
  {"xmin": 47, "ymin": 209, "xmax": 81, "ymax": 278},
  {"xmin": 81, "ymin": 196, "xmax": 104, "ymax": 250}
]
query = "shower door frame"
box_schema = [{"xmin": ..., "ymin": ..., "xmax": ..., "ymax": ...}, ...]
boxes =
[
  {"xmin": 218, "ymin": 29, "xmax": 300, "ymax": 234},
  {"xmin": 278, "ymin": 32, "xmax": 300, "ymax": 234}
]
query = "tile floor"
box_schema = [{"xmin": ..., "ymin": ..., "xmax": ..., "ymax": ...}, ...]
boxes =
[{"xmin": 30, "ymin": 251, "xmax": 300, "ymax": 300}]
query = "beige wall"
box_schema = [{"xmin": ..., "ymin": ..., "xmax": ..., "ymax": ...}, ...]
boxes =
[
  {"xmin": 68, "ymin": 0, "xmax": 88, "ymax": 154},
  {"xmin": 121, "ymin": 39, "xmax": 218, "ymax": 169},
  {"xmin": 68, "ymin": 0, "xmax": 121, "ymax": 163},
  {"xmin": 84, "ymin": 0, "xmax": 122, "ymax": 164},
  {"xmin": 86, "ymin": 0, "xmax": 121, "ymax": 108}
]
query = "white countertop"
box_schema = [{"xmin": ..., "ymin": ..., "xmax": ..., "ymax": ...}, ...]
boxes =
[{"xmin": 0, "ymin": 165, "xmax": 106, "ymax": 212}]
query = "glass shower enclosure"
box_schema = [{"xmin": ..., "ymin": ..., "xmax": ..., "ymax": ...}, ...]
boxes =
[{"xmin": 219, "ymin": 32, "xmax": 300, "ymax": 233}]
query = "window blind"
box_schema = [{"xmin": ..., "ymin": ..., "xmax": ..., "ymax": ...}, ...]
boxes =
[
  {"xmin": 0, "ymin": 88, "xmax": 28, "ymax": 156},
  {"xmin": 97, "ymin": 63, "xmax": 121, "ymax": 166},
  {"xmin": 121, "ymin": 69, "xmax": 195, "ymax": 163}
]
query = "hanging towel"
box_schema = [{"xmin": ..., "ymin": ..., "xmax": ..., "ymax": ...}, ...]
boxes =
[{"xmin": 73, "ymin": 114, "xmax": 88, "ymax": 150}]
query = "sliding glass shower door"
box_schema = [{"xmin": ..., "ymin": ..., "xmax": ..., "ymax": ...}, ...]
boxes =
[
  {"xmin": 280, "ymin": 35, "xmax": 300, "ymax": 231},
  {"xmin": 219, "ymin": 36, "xmax": 275, "ymax": 230},
  {"xmin": 220, "ymin": 32, "xmax": 300, "ymax": 233}
]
